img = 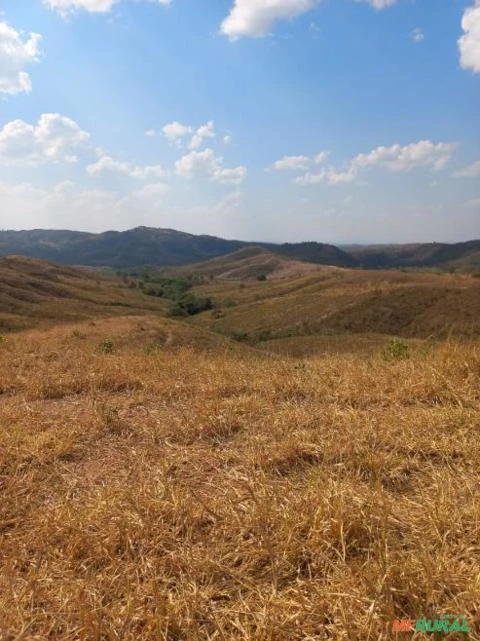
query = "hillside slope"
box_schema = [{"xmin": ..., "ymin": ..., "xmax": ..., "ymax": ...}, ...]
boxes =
[
  {"xmin": 189, "ymin": 267, "xmax": 480, "ymax": 344},
  {"xmin": 165, "ymin": 246, "xmax": 333, "ymax": 280},
  {"xmin": 0, "ymin": 228, "xmax": 354, "ymax": 269},
  {"xmin": 348, "ymin": 239, "xmax": 480, "ymax": 270},
  {"xmin": 0, "ymin": 256, "xmax": 168, "ymax": 331}
]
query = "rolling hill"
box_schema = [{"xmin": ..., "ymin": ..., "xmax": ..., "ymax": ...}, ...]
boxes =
[
  {"xmin": 1, "ymin": 227, "xmax": 479, "ymax": 271},
  {"xmin": 347, "ymin": 239, "xmax": 480, "ymax": 270},
  {"xmin": 185, "ymin": 264, "xmax": 480, "ymax": 349},
  {"xmin": 0, "ymin": 227, "xmax": 356, "ymax": 269},
  {"xmin": 0, "ymin": 256, "xmax": 169, "ymax": 331},
  {"xmin": 163, "ymin": 246, "xmax": 334, "ymax": 280}
]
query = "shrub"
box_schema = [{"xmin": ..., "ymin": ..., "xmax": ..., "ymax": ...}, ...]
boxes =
[
  {"xmin": 385, "ymin": 337, "xmax": 409, "ymax": 361},
  {"xmin": 256, "ymin": 329, "xmax": 273, "ymax": 342},
  {"xmin": 231, "ymin": 330, "xmax": 250, "ymax": 342},
  {"xmin": 169, "ymin": 294, "xmax": 214, "ymax": 317},
  {"xmin": 0, "ymin": 335, "xmax": 5, "ymax": 344},
  {"xmin": 98, "ymin": 338, "xmax": 114, "ymax": 354},
  {"xmin": 256, "ymin": 274, "xmax": 267, "ymax": 281},
  {"xmin": 167, "ymin": 304, "xmax": 188, "ymax": 318}
]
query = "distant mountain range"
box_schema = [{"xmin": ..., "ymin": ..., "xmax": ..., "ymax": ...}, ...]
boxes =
[{"xmin": 0, "ymin": 227, "xmax": 478, "ymax": 271}]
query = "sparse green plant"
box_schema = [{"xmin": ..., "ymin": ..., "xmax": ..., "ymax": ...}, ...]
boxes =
[
  {"xmin": 98, "ymin": 338, "xmax": 114, "ymax": 354},
  {"xmin": 385, "ymin": 337, "xmax": 409, "ymax": 360}
]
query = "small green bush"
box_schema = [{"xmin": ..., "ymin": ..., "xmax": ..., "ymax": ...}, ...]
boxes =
[
  {"xmin": 385, "ymin": 337, "xmax": 409, "ymax": 361},
  {"xmin": 98, "ymin": 338, "xmax": 114, "ymax": 354}
]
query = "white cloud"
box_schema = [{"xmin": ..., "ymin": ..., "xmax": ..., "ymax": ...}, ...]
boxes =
[
  {"xmin": 86, "ymin": 154, "xmax": 165, "ymax": 179},
  {"xmin": 145, "ymin": 129, "xmax": 157, "ymax": 137},
  {"xmin": 221, "ymin": 0, "xmax": 320, "ymax": 40},
  {"xmin": 213, "ymin": 189, "xmax": 243, "ymax": 215},
  {"xmin": 272, "ymin": 155, "xmax": 311, "ymax": 171},
  {"xmin": 295, "ymin": 167, "xmax": 356, "ymax": 186},
  {"xmin": 350, "ymin": 141, "xmax": 455, "ymax": 173},
  {"xmin": 0, "ymin": 114, "xmax": 90, "ymax": 166},
  {"xmin": 0, "ymin": 178, "xmax": 172, "ymax": 230},
  {"xmin": 314, "ymin": 151, "xmax": 329, "ymax": 164},
  {"xmin": 270, "ymin": 151, "xmax": 327, "ymax": 171},
  {"xmin": 295, "ymin": 140, "xmax": 455, "ymax": 187},
  {"xmin": 411, "ymin": 28, "xmax": 424, "ymax": 43},
  {"xmin": 213, "ymin": 166, "xmax": 248, "ymax": 185},
  {"xmin": 190, "ymin": 121, "xmax": 215, "ymax": 150},
  {"xmin": 459, "ymin": 0, "xmax": 480, "ymax": 73},
  {"xmin": 464, "ymin": 197, "xmax": 480, "ymax": 209},
  {"xmin": 455, "ymin": 160, "xmax": 480, "ymax": 177},
  {"xmin": 44, "ymin": 0, "xmax": 171, "ymax": 16},
  {"xmin": 223, "ymin": 135, "xmax": 232, "ymax": 145},
  {"xmin": 0, "ymin": 21, "xmax": 42, "ymax": 96},
  {"xmin": 175, "ymin": 148, "xmax": 218, "ymax": 178},
  {"xmin": 175, "ymin": 148, "xmax": 247, "ymax": 185},
  {"xmin": 162, "ymin": 121, "xmax": 193, "ymax": 147},
  {"xmin": 353, "ymin": 0, "xmax": 399, "ymax": 8}
]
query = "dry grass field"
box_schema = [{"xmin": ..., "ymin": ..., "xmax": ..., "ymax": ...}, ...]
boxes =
[
  {"xmin": 1, "ymin": 256, "xmax": 480, "ymax": 639},
  {"xmin": 1, "ymin": 311, "xmax": 479, "ymax": 640},
  {"xmin": 0, "ymin": 256, "xmax": 167, "ymax": 332}
]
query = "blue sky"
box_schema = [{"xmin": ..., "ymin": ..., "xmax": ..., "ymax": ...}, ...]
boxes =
[{"xmin": 0, "ymin": 0, "xmax": 479, "ymax": 243}]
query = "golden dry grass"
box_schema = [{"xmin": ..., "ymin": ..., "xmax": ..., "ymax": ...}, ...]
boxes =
[
  {"xmin": 0, "ymin": 256, "xmax": 167, "ymax": 332},
  {"xmin": 190, "ymin": 268, "xmax": 480, "ymax": 343},
  {"xmin": 1, "ymin": 315, "xmax": 479, "ymax": 640}
]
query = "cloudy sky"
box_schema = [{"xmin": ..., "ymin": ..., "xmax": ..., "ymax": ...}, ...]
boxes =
[{"xmin": 0, "ymin": 0, "xmax": 479, "ymax": 243}]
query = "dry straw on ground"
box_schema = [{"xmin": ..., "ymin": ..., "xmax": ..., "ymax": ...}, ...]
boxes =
[{"xmin": 1, "ymin": 316, "xmax": 479, "ymax": 640}]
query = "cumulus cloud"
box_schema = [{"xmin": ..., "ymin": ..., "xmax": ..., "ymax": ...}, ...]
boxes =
[
  {"xmin": 270, "ymin": 151, "xmax": 328, "ymax": 171},
  {"xmin": 214, "ymin": 166, "xmax": 248, "ymax": 185},
  {"xmin": 86, "ymin": 154, "xmax": 165, "ymax": 179},
  {"xmin": 0, "ymin": 21, "xmax": 42, "ymax": 96},
  {"xmin": 190, "ymin": 121, "xmax": 215, "ymax": 150},
  {"xmin": 162, "ymin": 121, "xmax": 193, "ymax": 147},
  {"xmin": 411, "ymin": 28, "xmax": 424, "ymax": 43},
  {"xmin": 314, "ymin": 151, "xmax": 329, "ymax": 164},
  {"xmin": 0, "ymin": 114, "xmax": 90, "ymax": 166},
  {"xmin": 0, "ymin": 178, "xmax": 171, "ymax": 230},
  {"xmin": 272, "ymin": 155, "xmax": 311, "ymax": 171},
  {"xmin": 44, "ymin": 0, "xmax": 171, "ymax": 16},
  {"xmin": 353, "ymin": 0, "xmax": 399, "ymax": 8},
  {"xmin": 175, "ymin": 148, "xmax": 247, "ymax": 185},
  {"xmin": 458, "ymin": 0, "xmax": 480, "ymax": 73},
  {"xmin": 350, "ymin": 141, "xmax": 455, "ymax": 173},
  {"xmin": 294, "ymin": 140, "xmax": 455, "ymax": 186},
  {"xmin": 221, "ymin": 0, "xmax": 320, "ymax": 40},
  {"xmin": 295, "ymin": 167, "xmax": 356, "ymax": 186},
  {"xmin": 454, "ymin": 160, "xmax": 480, "ymax": 178}
]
